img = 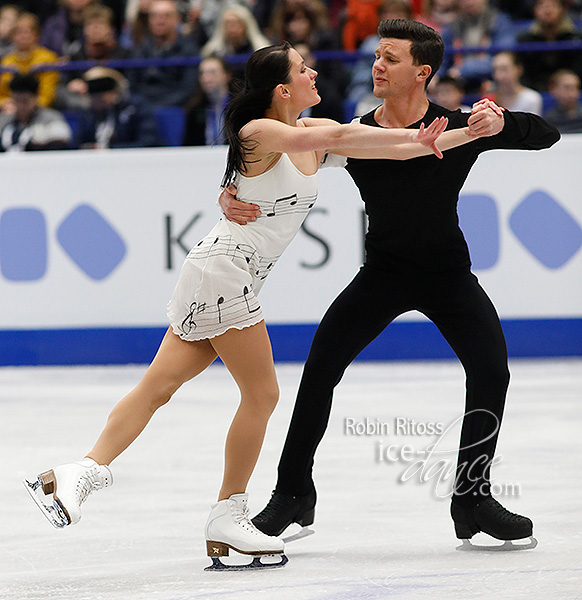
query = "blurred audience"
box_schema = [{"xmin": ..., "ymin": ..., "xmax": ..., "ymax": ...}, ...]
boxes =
[
  {"xmin": 496, "ymin": 0, "xmax": 536, "ymax": 19},
  {"xmin": 416, "ymin": 0, "xmax": 459, "ymax": 32},
  {"xmin": 129, "ymin": 0, "xmax": 198, "ymax": 109},
  {"xmin": 183, "ymin": 54, "xmax": 232, "ymax": 145},
  {"xmin": 0, "ymin": 1, "xmax": 57, "ymax": 25},
  {"xmin": 79, "ymin": 66, "xmax": 162, "ymax": 148},
  {"xmin": 269, "ymin": 0, "xmax": 335, "ymax": 49},
  {"xmin": 41, "ymin": 0, "xmax": 96, "ymax": 57},
  {"xmin": 429, "ymin": 74, "xmax": 472, "ymax": 110},
  {"xmin": 177, "ymin": 0, "xmax": 207, "ymax": 47},
  {"xmin": 1, "ymin": 0, "xmax": 581, "ymax": 152},
  {"xmin": 201, "ymin": 4, "xmax": 269, "ymax": 81},
  {"xmin": 0, "ymin": 73, "xmax": 71, "ymax": 151},
  {"xmin": 124, "ymin": 0, "xmax": 204, "ymax": 47},
  {"xmin": 98, "ymin": 0, "xmax": 126, "ymax": 33},
  {"xmin": 441, "ymin": 0, "xmax": 514, "ymax": 89},
  {"xmin": 544, "ymin": 68, "xmax": 582, "ymax": 132},
  {"xmin": 517, "ymin": 0, "xmax": 582, "ymax": 91},
  {"xmin": 57, "ymin": 4, "xmax": 131, "ymax": 110},
  {"xmin": 354, "ymin": 90, "xmax": 382, "ymax": 117},
  {"xmin": 252, "ymin": 0, "xmax": 277, "ymax": 31},
  {"xmin": 0, "ymin": 12, "xmax": 60, "ymax": 109},
  {"xmin": 123, "ymin": 0, "xmax": 154, "ymax": 48},
  {"xmin": 70, "ymin": 4, "xmax": 129, "ymax": 62},
  {"xmin": 342, "ymin": 0, "xmax": 382, "ymax": 51},
  {"xmin": 192, "ymin": 0, "xmax": 254, "ymax": 45},
  {"xmin": 295, "ymin": 42, "xmax": 345, "ymax": 122},
  {"xmin": 0, "ymin": 3, "xmax": 20, "ymax": 58},
  {"xmin": 202, "ymin": 4, "xmax": 269, "ymax": 57},
  {"xmin": 486, "ymin": 50, "xmax": 543, "ymax": 114}
]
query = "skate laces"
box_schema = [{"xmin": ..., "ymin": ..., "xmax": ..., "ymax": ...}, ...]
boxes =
[
  {"xmin": 255, "ymin": 491, "xmax": 295, "ymax": 523},
  {"xmin": 229, "ymin": 499, "xmax": 263, "ymax": 536},
  {"xmin": 482, "ymin": 498, "xmax": 524, "ymax": 523},
  {"xmin": 76, "ymin": 466, "xmax": 105, "ymax": 505}
]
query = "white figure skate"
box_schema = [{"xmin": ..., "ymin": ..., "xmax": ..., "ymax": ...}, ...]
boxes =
[
  {"xmin": 24, "ymin": 457, "xmax": 113, "ymax": 528},
  {"xmin": 205, "ymin": 493, "xmax": 288, "ymax": 571}
]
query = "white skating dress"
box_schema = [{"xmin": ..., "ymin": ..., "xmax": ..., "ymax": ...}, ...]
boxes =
[{"xmin": 167, "ymin": 153, "xmax": 318, "ymax": 341}]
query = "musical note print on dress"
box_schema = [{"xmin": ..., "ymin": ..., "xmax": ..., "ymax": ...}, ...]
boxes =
[
  {"xmin": 168, "ymin": 153, "xmax": 318, "ymax": 341},
  {"xmin": 254, "ymin": 254, "xmax": 280, "ymax": 280},
  {"xmin": 238, "ymin": 192, "xmax": 317, "ymax": 220},
  {"xmin": 243, "ymin": 286, "xmax": 260, "ymax": 314},
  {"xmin": 216, "ymin": 296, "xmax": 225, "ymax": 323},
  {"xmin": 266, "ymin": 193, "xmax": 297, "ymax": 217},
  {"xmin": 175, "ymin": 286, "xmax": 262, "ymax": 339},
  {"xmin": 181, "ymin": 301, "xmax": 206, "ymax": 335},
  {"xmin": 188, "ymin": 236, "xmax": 258, "ymax": 266}
]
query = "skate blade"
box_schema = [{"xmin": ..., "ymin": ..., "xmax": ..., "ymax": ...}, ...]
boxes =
[
  {"xmin": 204, "ymin": 553, "xmax": 288, "ymax": 571},
  {"xmin": 23, "ymin": 477, "xmax": 69, "ymax": 529},
  {"xmin": 456, "ymin": 536, "xmax": 538, "ymax": 552},
  {"xmin": 282, "ymin": 526, "xmax": 315, "ymax": 544}
]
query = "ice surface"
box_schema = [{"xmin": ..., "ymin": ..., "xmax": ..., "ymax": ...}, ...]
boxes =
[{"xmin": 1, "ymin": 359, "xmax": 581, "ymax": 600}]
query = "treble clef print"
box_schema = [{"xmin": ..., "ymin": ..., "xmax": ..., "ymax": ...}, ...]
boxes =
[{"xmin": 181, "ymin": 301, "xmax": 206, "ymax": 335}]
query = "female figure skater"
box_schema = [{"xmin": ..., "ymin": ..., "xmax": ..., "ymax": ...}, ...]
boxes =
[{"xmin": 25, "ymin": 42, "xmax": 492, "ymax": 570}]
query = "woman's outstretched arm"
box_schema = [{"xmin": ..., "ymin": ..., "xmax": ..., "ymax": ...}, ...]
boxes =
[
  {"xmin": 323, "ymin": 100, "xmax": 506, "ymax": 160},
  {"xmin": 331, "ymin": 125, "xmax": 473, "ymax": 160},
  {"xmin": 240, "ymin": 115, "xmax": 448, "ymax": 163}
]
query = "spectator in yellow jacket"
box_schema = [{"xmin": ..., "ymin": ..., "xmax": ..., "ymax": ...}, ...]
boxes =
[{"xmin": 0, "ymin": 12, "xmax": 59, "ymax": 109}]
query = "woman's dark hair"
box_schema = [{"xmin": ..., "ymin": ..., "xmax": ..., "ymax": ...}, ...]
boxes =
[
  {"xmin": 221, "ymin": 42, "xmax": 292, "ymax": 187},
  {"xmin": 377, "ymin": 19, "xmax": 444, "ymax": 88}
]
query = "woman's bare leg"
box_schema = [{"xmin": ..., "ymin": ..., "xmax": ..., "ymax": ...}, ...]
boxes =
[
  {"xmin": 209, "ymin": 321, "xmax": 279, "ymax": 501},
  {"xmin": 87, "ymin": 327, "xmax": 217, "ymax": 465}
]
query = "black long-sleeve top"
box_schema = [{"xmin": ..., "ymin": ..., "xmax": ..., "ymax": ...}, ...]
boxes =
[{"xmin": 346, "ymin": 103, "xmax": 561, "ymax": 274}]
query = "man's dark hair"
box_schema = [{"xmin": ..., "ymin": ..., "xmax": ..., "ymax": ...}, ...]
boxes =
[{"xmin": 377, "ymin": 19, "xmax": 444, "ymax": 87}]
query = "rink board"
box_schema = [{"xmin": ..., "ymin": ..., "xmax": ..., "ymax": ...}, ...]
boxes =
[
  {"xmin": 1, "ymin": 319, "xmax": 582, "ymax": 366},
  {"xmin": 0, "ymin": 139, "xmax": 581, "ymax": 365}
]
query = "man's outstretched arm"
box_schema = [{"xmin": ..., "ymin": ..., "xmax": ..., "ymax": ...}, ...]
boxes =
[{"xmin": 478, "ymin": 110, "xmax": 561, "ymax": 151}]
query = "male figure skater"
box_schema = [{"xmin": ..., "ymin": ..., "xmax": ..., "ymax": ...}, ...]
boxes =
[{"xmin": 220, "ymin": 19, "xmax": 560, "ymax": 547}]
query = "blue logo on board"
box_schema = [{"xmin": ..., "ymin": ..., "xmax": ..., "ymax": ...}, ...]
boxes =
[
  {"xmin": 1, "ymin": 192, "xmax": 580, "ymax": 281},
  {"xmin": 457, "ymin": 194, "xmax": 500, "ymax": 270},
  {"xmin": 0, "ymin": 208, "xmax": 48, "ymax": 281},
  {"xmin": 0, "ymin": 204, "xmax": 126, "ymax": 282},
  {"xmin": 509, "ymin": 191, "xmax": 582, "ymax": 269},
  {"xmin": 458, "ymin": 189, "xmax": 582, "ymax": 270}
]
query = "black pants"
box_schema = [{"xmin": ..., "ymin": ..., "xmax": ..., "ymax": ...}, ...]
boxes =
[{"xmin": 276, "ymin": 265, "xmax": 510, "ymax": 508}]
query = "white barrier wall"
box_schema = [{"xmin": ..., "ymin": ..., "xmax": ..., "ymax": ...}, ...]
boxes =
[{"xmin": 0, "ymin": 138, "xmax": 581, "ymax": 363}]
